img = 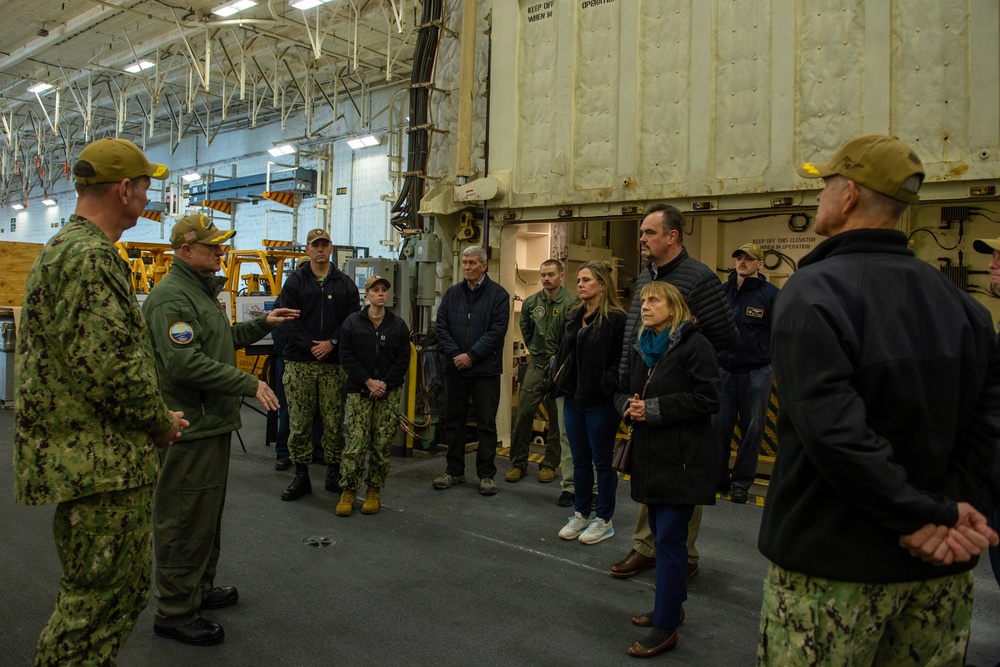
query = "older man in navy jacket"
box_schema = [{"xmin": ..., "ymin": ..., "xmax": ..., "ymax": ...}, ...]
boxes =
[{"xmin": 432, "ymin": 245, "xmax": 511, "ymax": 496}]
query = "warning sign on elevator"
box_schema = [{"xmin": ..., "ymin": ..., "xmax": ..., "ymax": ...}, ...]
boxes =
[{"xmin": 527, "ymin": 1, "xmax": 553, "ymax": 22}]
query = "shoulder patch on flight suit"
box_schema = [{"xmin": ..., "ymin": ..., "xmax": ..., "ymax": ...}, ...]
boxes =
[
  {"xmin": 745, "ymin": 306, "xmax": 765, "ymax": 319},
  {"xmin": 169, "ymin": 322, "xmax": 195, "ymax": 344}
]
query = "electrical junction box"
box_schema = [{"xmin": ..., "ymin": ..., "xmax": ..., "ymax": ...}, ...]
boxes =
[
  {"xmin": 411, "ymin": 236, "xmax": 442, "ymax": 263},
  {"xmin": 344, "ymin": 257, "xmax": 397, "ymax": 305}
]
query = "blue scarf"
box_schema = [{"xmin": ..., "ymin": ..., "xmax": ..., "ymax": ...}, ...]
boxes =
[{"xmin": 638, "ymin": 327, "xmax": 672, "ymax": 368}]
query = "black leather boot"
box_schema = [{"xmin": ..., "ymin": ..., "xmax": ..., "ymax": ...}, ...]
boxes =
[
  {"xmin": 324, "ymin": 463, "xmax": 340, "ymax": 492},
  {"xmin": 281, "ymin": 463, "xmax": 312, "ymax": 501}
]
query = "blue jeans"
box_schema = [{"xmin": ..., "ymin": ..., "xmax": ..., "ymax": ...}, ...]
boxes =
[
  {"xmin": 648, "ymin": 503, "xmax": 694, "ymax": 629},
  {"xmin": 713, "ymin": 365, "xmax": 772, "ymax": 489},
  {"xmin": 562, "ymin": 396, "xmax": 619, "ymax": 521}
]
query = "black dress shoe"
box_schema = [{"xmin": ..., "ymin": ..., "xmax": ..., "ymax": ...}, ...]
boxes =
[
  {"xmin": 202, "ymin": 586, "xmax": 239, "ymax": 610},
  {"xmin": 275, "ymin": 457, "xmax": 291, "ymax": 471},
  {"xmin": 154, "ymin": 618, "xmax": 225, "ymax": 646},
  {"xmin": 731, "ymin": 486, "xmax": 749, "ymax": 504},
  {"xmin": 557, "ymin": 491, "xmax": 575, "ymax": 507}
]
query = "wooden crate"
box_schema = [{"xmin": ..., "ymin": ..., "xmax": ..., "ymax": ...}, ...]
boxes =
[{"xmin": 0, "ymin": 241, "xmax": 44, "ymax": 307}]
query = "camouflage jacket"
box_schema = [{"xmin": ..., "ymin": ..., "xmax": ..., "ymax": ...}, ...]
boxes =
[
  {"xmin": 14, "ymin": 215, "xmax": 176, "ymax": 505},
  {"xmin": 142, "ymin": 258, "xmax": 272, "ymax": 440}
]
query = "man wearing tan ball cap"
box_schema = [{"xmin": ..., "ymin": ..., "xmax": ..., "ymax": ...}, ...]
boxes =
[
  {"xmin": 14, "ymin": 137, "xmax": 185, "ymax": 665},
  {"xmin": 143, "ymin": 213, "xmax": 298, "ymax": 646},
  {"xmin": 757, "ymin": 134, "xmax": 1000, "ymax": 664}
]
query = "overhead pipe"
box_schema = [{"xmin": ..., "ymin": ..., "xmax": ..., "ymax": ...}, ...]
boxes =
[{"xmin": 455, "ymin": 0, "xmax": 477, "ymax": 179}]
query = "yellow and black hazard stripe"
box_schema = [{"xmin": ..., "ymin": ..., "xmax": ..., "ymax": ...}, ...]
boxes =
[
  {"xmin": 202, "ymin": 200, "xmax": 233, "ymax": 215},
  {"xmin": 262, "ymin": 191, "xmax": 297, "ymax": 208}
]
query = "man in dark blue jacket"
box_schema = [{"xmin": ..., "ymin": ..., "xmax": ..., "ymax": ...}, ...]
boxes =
[
  {"xmin": 713, "ymin": 243, "xmax": 779, "ymax": 504},
  {"xmin": 432, "ymin": 246, "xmax": 511, "ymax": 496}
]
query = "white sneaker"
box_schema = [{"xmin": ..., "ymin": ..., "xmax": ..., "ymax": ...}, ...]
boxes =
[
  {"xmin": 579, "ymin": 518, "xmax": 615, "ymax": 545},
  {"xmin": 558, "ymin": 512, "xmax": 591, "ymax": 540}
]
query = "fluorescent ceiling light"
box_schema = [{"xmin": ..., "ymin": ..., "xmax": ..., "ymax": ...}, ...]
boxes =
[
  {"xmin": 291, "ymin": 0, "xmax": 330, "ymax": 9},
  {"xmin": 125, "ymin": 60, "xmax": 155, "ymax": 73},
  {"xmin": 182, "ymin": 172, "xmax": 202, "ymax": 182},
  {"xmin": 212, "ymin": 0, "xmax": 256, "ymax": 17},
  {"xmin": 11, "ymin": 203, "xmax": 25, "ymax": 210},
  {"xmin": 347, "ymin": 135, "xmax": 379, "ymax": 149},
  {"xmin": 42, "ymin": 198, "xmax": 57, "ymax": 206},
  {"xmin": 27, "ymin": 82, "xmax": 53, "ymax": 94},
  {"xmin": 268, "ymin": 144, "xmax": 296, "ymax": 156}
]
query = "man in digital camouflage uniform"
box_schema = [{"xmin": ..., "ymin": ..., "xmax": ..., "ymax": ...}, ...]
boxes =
[
  {"xmin": 279, "ymin": 228, "xmax": 360, "ymax": 502},
  {"xmin": 758, "ymin": 135, "xmax": 1000, "ymax": 665},
  {"xmin": 14, "ymin": 138, "xmax": 186, "ymax": 666},
  {"xmin": 142, "ymin": 215, "xmax": 298, "ymax": 645}
]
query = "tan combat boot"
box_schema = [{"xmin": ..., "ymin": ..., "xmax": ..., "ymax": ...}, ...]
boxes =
[
  {"xmin": 335, "ymin": 489, "xmax": 357, "ymax": 517},
  {"xmin": 361, "ymin": 487, "xmax": 381, "ymax": 514}
]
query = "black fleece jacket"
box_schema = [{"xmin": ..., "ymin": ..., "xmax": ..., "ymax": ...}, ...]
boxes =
[
  {"xmin": 279, "ymin": 263, "xmax": 360, "ymax": 364},
  {"xmin": 339, "ymin": 307, "xmax": 411, "ymax": 394},
  {"xmin": 759, "ymin": 229, "xmax": 1000, "ymax": 583}
]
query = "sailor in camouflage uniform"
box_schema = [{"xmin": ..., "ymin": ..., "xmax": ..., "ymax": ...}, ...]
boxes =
[
  {"xmin": 14, "ymin": 138, "xmax": 185, "ymax": 666},
  {"xmin": 757, "ymin": 135, "xmax": 1000, "ymax": 665},
  {"xmin": 278, "ymin": 228, "xmax": 360, "ymax": 502},
  {"xmin": 142, "ymin": 215, "xmax": 298, "ymax": 646},
  {"xmin": 335, "ymin": 275, "xmax": 410, "ymax": 516}
]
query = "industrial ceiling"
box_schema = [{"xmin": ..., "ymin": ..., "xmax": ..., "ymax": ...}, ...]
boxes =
[{"xmin": 0, "ymin": 0, "xmax": 423, "ymax": 206}]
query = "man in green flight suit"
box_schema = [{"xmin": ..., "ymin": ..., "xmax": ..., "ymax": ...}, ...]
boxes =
[
  {"xmin": 14, "ymin": 138, "xmax": 187, "ymax": 666},
  {"xmin": 506, "ymin": 259, "xmax": 576, "ymax": 491},
  {"xmin": 142, "ymin": 214, "xmax": 299, "ymax": 646}
]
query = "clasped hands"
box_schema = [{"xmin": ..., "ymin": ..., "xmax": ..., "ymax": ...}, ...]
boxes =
[
  {"xmin": 624, "ymin": 394, "xmax": 646, "ymax": 422},
  {"xmin": 899, "ymin": 502, "xmax": 999, "ymax": 566}
]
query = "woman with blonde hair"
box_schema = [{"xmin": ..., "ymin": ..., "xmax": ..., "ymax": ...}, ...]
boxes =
[
  {"xmin": 618, "ymin": 280, "xmax": 720, "ymax": 657},
  {"xmin": 552, "ymin": 260, "xmax": 627, "ymax": 545}
]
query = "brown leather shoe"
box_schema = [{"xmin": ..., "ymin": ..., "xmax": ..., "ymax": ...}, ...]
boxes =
[
  {"xmin": 609, "ymin": 549, "xmax": 656, "ymax": 578},
  {"xmin": 627, "ymin": 629, "xmax": 678, "ymax": 658},
  {"xmin": 686, "ymin": 562, "xmax": 699, "ymax": 583},
  {"xmin": 631, "ymin": 606, "xmax": 684, "ymax": 628}
]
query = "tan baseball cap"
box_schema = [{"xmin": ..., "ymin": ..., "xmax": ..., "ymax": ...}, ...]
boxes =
[
  {"xmin": 170, "ymin": 214, "xmax": 236, "ymax": 248},
  {"xmin": 732, "ymin": 243, "xmax": 764, "ymax": 261},
  {"xmin": 74, "ymin": 138, "xmax": 169, "ymax": 185},
  {"xmin": 797, "ymin": 134, "xmax": 924, "ymax": 204},
  {"xmin": 973, "ymin": 237, "xmax": 1000, "ymax": 254},
  {"xmin": 364, "ymin": 275, "xmax": 391, "ymax": 291},
  {"xmin": 307, "ymin": 228, "xmax": 331, "ymax": 244}
]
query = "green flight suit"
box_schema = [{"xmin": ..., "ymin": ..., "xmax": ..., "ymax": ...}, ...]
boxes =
[{"xmin": 142, "ymin": 258, "xmax": 272, "ymax": 626}]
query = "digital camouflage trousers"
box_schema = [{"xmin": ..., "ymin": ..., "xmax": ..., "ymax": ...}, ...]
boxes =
[
  {"xmin": 340, "ymin": 387, "xmax": 403, "ymax": 490},
  {"xmin": 283, "ymin": 360, "xmax": 347, "ymax": 465},
  {"xmin": 35, "ymin": 485, "xmax": 153, "ymax": 667},
  {"xmin": 758, "ymin": 562, "xmax": 973, "ymax": 667}
]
